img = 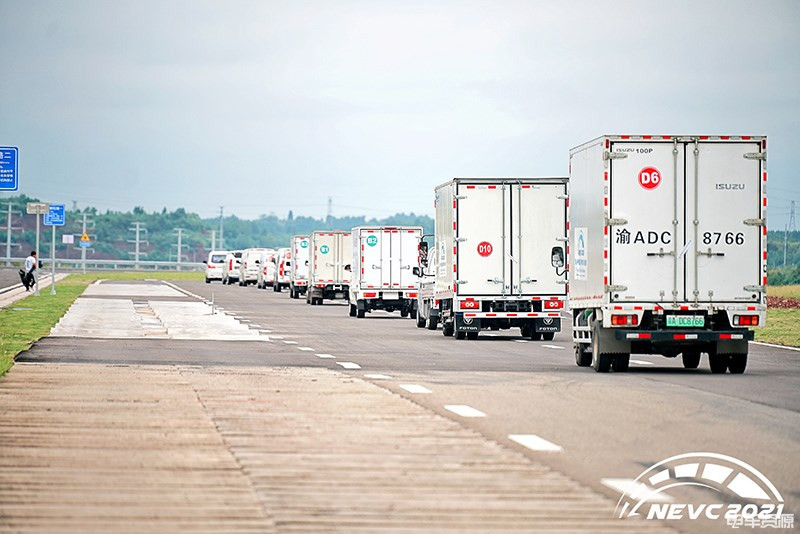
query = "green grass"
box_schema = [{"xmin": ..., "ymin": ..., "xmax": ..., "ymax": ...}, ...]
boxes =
[
  {"xmin": 0, "ymin": 271, "xmax": 202, "ymax": 376},
  {"xmin": 0, "ymin": 276, "xmax": 89, "ymax": 376},
  {"xmin": 767, "ymin": 285, "xmax": 800, "ymax": 299},
  {"xmin": 755, "ymin": 309, "xmax": 800, "ymax": 348}
]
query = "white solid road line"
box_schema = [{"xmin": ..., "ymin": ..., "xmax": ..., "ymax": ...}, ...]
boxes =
[
  {"xmin": 630, "ymin": 359, "xmax": 654, "ymax": 366},
  {"xmin": 509, "ymin": 434, "xmax": 563, "ymax": 453},
  {"xmin": 445, "ymin": 405, "xmax": 486, "ymax": 418},
  {"xmin": 297, "ymin": 347, "xmax": 314, "ymax": 351},
  {"xmin": 336, "ymin": 362, "xmax": 362, "ymax": 370},
  {"xmin": 399, "ymin": 384, "xmax": 432, "ymax": 394},
  {"xmin": 542, "ymin": 345, "xmax": 564, "ymax": 350},
  {"xmin": 364, "ymin": 373, "xmax": 393, "ymax": 380},
  {"xmin": 751, "ymin": 341, "xmax": 800, "ymax": 352},
  {"xmin": 514, "ymin": 339, "xmax": 529, "ymax": 343},
  {"xmin": 601, "ymin": 478, "xmax": 673, "ymax": 503},
  {"xmin": 269, "ymin": 334, "xmax": 284, "ymax": 339},
  {"xmin": 283, "ymin": 340, "xmax": 298, "ymax": 345},
  {"xmin": 315, "ymin": 353, "xmax": 335, "ymax": 359}
]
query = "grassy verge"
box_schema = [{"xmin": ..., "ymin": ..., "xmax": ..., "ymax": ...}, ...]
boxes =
[
  {"xmin": 754, "ymin": 309, "xmax": 800, "ymax": 348},
  {"xmin": 0, "ymin": 276, "xmax": 89, "ymax": 376},
  {"xmin": 767, "ymin": 285, "xmax": 800, "ymax": 299},
  {"xmin": 0, "ymin": 271, "xmax": 202, "ymax": 376}
]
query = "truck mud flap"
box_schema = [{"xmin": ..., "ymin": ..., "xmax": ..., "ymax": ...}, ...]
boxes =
[
  {"xmin": 455, "ymin": 314, "xmax": 481, "ymax": 332},
  {"xmin": 534, "ymin": 317, "xmax": 561, "ymax": 333},
  {"xmin": 614, "ymin": 330, "xmax": 755, "ymax": 342}
]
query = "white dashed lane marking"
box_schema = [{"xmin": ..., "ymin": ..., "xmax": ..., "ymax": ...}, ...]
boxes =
[
  {"xmin": 445, "ymin": 405, "xmax": 486, "ymax": 418},
  {"xmin": 542, "ymin": 345, "xmax": 564, "ymax": 350},
  {"xmin": 509, "ymin": 434, "xmax": 563, "ymax": 453},
  {"xmin": 514, "ymin": 339, "xmax": 529, "ymax": 344},
  {"xmin": 297, "ymin": 347, "xmax": 314, "ymax": 351},
  {"xmin": 283, "ymin": 341, "xmax": 298, "ymax": 345},
  {"xmin": 336, "ymin": 362, "xmax": 362, "ymax": 370},
  {"xmin": 364, "ymin": 374, "xmax": 393, "ymax": 380},
  {"xmin": 630, "ymin": 359, "xmax": 654, "ymax": 366},
  {"xmin": 315, "ymin": 353, "xmax": 335, "ymax": 359},
  {"xmin": 399, "ymin": 384, "xmax": 432, "ymax": 394},
  {"xmin": 600, "ymin": 479, "xmax": 673, "ymax": 502}
]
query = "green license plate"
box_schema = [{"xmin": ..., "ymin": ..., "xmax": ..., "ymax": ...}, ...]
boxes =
[{"xmin": 666, "ymin": 316, "xmax": 705, "ymax": 328}]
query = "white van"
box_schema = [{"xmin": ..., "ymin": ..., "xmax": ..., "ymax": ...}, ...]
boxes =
[
  {"xmin": 272, "ymin": 247, "xmax": 292, "ymax": 292},
  {"xmin": 204, "ymin": 250, "xmax": 228, "ymax": 283},
  {"xmin": 257, "ymin": 249, "xmax": 278, "ymax": 289},
  {"xmin": 222, "ymin": 250, "xmax": 243, "ymax": 285},
  {"xmin": 239, "ymin": 248, "xmax": 271, "ymax": 286}
]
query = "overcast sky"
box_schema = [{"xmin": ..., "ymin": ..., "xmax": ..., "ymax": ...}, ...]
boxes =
[{"xmin": 0, "ymin": 0, "xmax": 798, "ymax": 224}]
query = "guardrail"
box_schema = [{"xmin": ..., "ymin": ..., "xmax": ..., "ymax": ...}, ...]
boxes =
[{"xmin": 1, "ymin": 257, "xmax": 204, "ymax": 272}]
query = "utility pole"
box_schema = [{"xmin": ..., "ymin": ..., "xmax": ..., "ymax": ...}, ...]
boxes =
[
  {"xmin": 211, "ymin": 229, "xmax": 216, "ymax": 252},
  {"xmin": 789, "ymin": 201, "xmax": 796, "ymax": 232},
  {"xmin": 128, "ymin": 222, "xmax": 148, "ymax": 269},
  {"xmin": 172, "ymin": 228, "xmax": 189, "ymax": 271},
  {"xmin": 77, "ymin": 213, "xmax": 95, "ymax": 274},
  {"xmin": 327, "ymin": 196, "xmax": 333, "ymax": 222},
  {"xmin": 219, "ymin": 206, "xmax": 224, "ymax": 251},
  {"xmin": 4, "ymin": 203, "xmax": 22, "ymax": 266}
]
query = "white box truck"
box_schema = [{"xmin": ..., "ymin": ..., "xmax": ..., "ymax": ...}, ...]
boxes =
[
  {"xmin": 569, "ymin": 135, "xmax": 767, "ymax": 374},
  {"xmin": 272, "ymin": 247, "xmax": 291, "ymax": 292},
  {"xmin": 425, "ymin": 177, "xmax": 569, "ymax": 340},
  {"xmin": 288, "ymin": 235, "xmax": 310, "ymax": 299},
  {"xmin": 347, "ymin": 226, "xmax": 422, "ymax": 318},
  {"xmin": 306, "ymin": 231, "xmax": 352, "ymax": 305}
]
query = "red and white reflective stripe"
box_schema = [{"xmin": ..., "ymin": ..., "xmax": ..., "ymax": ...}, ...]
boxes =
[
  {"xmin": 462, "ymin": 312, "xmax": 561, "ymax": 318},
  {"xmin": 626, "ymin": 333, "xmax": 651, "ymax": 340},
  {"xmin": 673, "ymin": 334, "xmax": 699, "ymax": 340},
  {"xmin": 719, "ymin": 333, "xmax": 745, "ymax": 340}
]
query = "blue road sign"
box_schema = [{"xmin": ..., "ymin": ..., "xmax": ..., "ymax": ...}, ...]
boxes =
[
  {"xmin": 44, "ymin": 204, "xmax": 66, "ymax": 226},
  {"xmin": 79, "ymin": 240, "xmax": 91, "ymax": 248},
  {"xmin": 0, "ymin": 147, "xmax": 19, "ymax": 191}
]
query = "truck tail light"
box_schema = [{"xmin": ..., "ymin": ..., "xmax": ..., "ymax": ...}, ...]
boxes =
[
  {"xmin": 316, "ymin": 284, "xmax": 325, "ymax": 288},
  {"xmin": 733, "ymin": 315, "xmax": 759, "ymax": 326},
  {"xmin": 544, "ymin": 300, "xmax": 564, "ymax": 310},
  {"xmin": 460, "ymin": 300, "xmax": 480, "ymax": 310},
  {"xmin": 364, "ymin": 292, "xmax": 377, "ymax": 298},
  {"xmin": 406, "ymin": 292, "xmax": 418, "ymax": 298},
  {"xmin": 611, "ymin": 315, "xmax": 638, "ymax": 326}
]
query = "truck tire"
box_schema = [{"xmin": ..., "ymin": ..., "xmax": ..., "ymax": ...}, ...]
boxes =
[
  {"xmin": 411, "ymin": 308, "xmax": 417, "ymax": 320},
  {"xmin": 682, "ymin": 351, "xmax": 701, "ymax": 369},
  {"xmin": 315, "ymin": 298, "xmax": 324, "ymax": 306},
  {"xmin": 591, "ymin": 321, "xmax": 612, "ymax": 373},
  {"xmin": 349, "ymin": 304, "xmax": 357, "ymax": 317},
  {"xmin": 427, "ymin": 315, "xmax": 438, "ymax": 330},
  {"xmin": 357, "ymin": 308, "xmax": 365, "ymax": 319},
  {"xmin": 612, "ymin": 354, "xmax": 630, "ymax": 372},
  {"xmin": 709, "ymin": 353, "xmax": 728, "ymax": 374},
  {"xmin": 416, "ymin": 314, "xmax": 426, "ymax": 328},
  {"xmin": 575, "ymin": 344, "xmax": 592, "ymax": 367},
  {"xmin": 400, "ymin": 309, "xmax": 409, "ymax": 318},
  {"xmin": 542, "ymin": 332, "xmax": 555, "ymax": 342},
  {"xmin": 205, "ymin": 278, "xmax": 211, "ymax": 284},
  {"xmin": 455, "ymin": 331, "xmax": 466, "ymax": 340},
  {"xmin": 728, "ymin": 353, "xmax": 747, "ymax": 374},
  {"xmin": 530, "ymin": 332, "xmax": 542, "ymax": 341},
  {"xmin": 442, "ymin": 321, "xmax": 454, "ymax": 337},
  {"xmin": 467, "ymin": 331, "xmax": 479, "ymax": 340}
]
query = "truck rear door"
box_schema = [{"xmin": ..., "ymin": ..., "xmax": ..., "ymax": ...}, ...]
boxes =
[
  {"xmin": 313, "ymin": 234, "xmax": 336, "ymax": 283},
  {"xmin": 609, "ymin": 141, "xmax": 687, "ymax": 303},
  {"xmin": 512, "ymin": 183, "xmax": 567, "ymax": 296},
  {"xmin": 338, "ymin": 232, "xmax": 352, "ymax": 284},
  {"xmin": 360, "ymin": 229, "xmax": 383, "ymax": 288},
  {"xmin": 396, "ymin": 229, "xmax": 420, "ymax": 290},
  {"xmin": 688, "ymin": 140, "xmax": 763, "ymax": 303},
  {"xmin": 294, "ymin": 237, "xmax": 309, "ymax": 280},
  {"xmin": 456, "ymin": 183, "xmax": 508, "ymax": 296}
]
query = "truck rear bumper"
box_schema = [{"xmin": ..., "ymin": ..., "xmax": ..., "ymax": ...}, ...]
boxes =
[{"xmin": 614, "ymin": 330, "xmax": 754, "ymax": 342}]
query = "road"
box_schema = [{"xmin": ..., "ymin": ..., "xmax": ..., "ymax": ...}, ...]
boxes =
[{"xmin": 10, "ymin": 279, "xmax": 799, "ymax": 531}]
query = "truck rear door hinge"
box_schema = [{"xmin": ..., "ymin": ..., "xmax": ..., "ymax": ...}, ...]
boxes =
[
  {"xmin": 455, "ymin": 279, "xmax": 468, "ymax": 285},
  {"xmin": 743, "ymin": 152, "xmax": 766, "ymax": 160},
  {"xmin": 556, "ymin": 237, "xmax": 569, "ymax": 243},
  {"xmin": 604, "ymin": 151, "xmax": 628, "ymax": 160},
  {"xmin": 743, "ymin": 218, "xmax": 766, "ymax": 226},
  {"xmin": 557, "ymin": 194, "xmax": 568, "ymax": 200},
  {"xmin": 744, "ymin": 285, "xmax": 765, "ymax": 293},
  {"xmin": 606, "ymin": 284, "xmax": 628, "ymax": 293},
  {"xmin": 454, "ymin": 237, "xmax": 468, "ymax": 242},
  {"xmin": 455, "ymin": 195, "xmax": 467, "ymax": 200},
  {"xmin": 605, "ymin": 217, "xmax": 628, "ymax": 226},
  {"xmin": 556, "ymin": 280, "xmax": 568, "ymax": 285}
]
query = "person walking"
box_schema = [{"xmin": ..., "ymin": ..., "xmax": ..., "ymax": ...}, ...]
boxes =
[{"xmin": 23, "ymin": 251, "xmax": 37, "ymax": 291}]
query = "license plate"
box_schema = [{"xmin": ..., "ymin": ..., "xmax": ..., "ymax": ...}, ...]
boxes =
[{"xmin": 666, "ymin": 315, "xmax": 705, "ymax": 328}]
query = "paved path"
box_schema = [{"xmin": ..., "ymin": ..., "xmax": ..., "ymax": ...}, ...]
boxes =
[{"xmin": 0, "ymin": 273, "xmax": 68, "ymax": 309}]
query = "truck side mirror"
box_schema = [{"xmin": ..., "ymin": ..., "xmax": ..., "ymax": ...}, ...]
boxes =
[
  {"xmin": 202, "ymin": 260, "xmax": 207, "ymax": 265},
  {"xmin": 551, "ymin": 246, "xmax": 565, "ymax": 268},
  {"xmin": 344, "ymin": 264, "xmax": 351, "ymax": 272},
  {"xmin": 419, "ymin": 241, "xmax": 429, "ymax": 256},
  {"xmin": 412, "ymin": 266, "xmax": 421, "ymax": 277}
]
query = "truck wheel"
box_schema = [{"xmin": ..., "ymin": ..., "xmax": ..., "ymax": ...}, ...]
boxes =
[
  {"xmin": 490, "ymin": 325, "xmax": 500, "ymax": 331},
  {"xmin": 709, "ymin": 353, "xmax": 728, "ymax": 374},
  {"xmin": 455, "ymin": 331, "xmax": 466, "ymax": 340},
  {"xmin": 400, "ymin": 309, "xmax": 409, "ymax": 318},
  {"xmin": 682, "ymin": 351, "xmax": 701, "ymax": 369},
  {"xmin": 467, "ymin": 331, "xmax": 479, "ymax": 340},
  {"xmin": 442, "ymin": 321, "xmax": 454, "ymax": 337},
  {"xmin": 612, "ymin": 354, "xmax": 630, "ymax": 372},
  {"xmin": 728, "ymin": 353, "xmax": 747, "ymax": 374},
  {"xmin": 530, "ymin": 332, "xmax": 542, "ymax": 341},
  {"xmin": 315, "ymin": 298, "xmax": 324, "ymax": 306},
  {"xmin": 542, "ymin": 332, "xmax": 555, "ymax": 342},
  {"xmin": 416, "ymin": 314, "xmax": 426, "ymax": 328},
  {"xmin": 357, "ymin": 308, "xmax": 365, "ymax": 319},
  {"xmin": 410, "ymin": 308, "xmax": 417, "ymax": 320},
  {"xmin": 575, "ymin": 345, "xmax": 592, "ymax": 367},
  {"xmin": 349, "ymin": 304, "xmax": 357, "ymax": 317},
  {"xmin": 427, "ymin": 316, "xmax": 438, "ymax": 331},
  {"xmin": 205, "ymin": 278, "xmax": 210, "ymax": 284},
  {"xmin": 591, "ymin": 321, "xmax": 612, "ymax": 373}
]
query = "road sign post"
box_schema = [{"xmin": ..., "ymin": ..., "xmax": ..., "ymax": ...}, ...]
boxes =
[
  {"xmin": 44, "ymin": 204, "xmax": 65, "ymax": 295},
  {"xmin": 0, "ymin": 147, "xmax": 19, "ymax": 192},
  {"xmin": 26, "ymin": 202, "xmax": 49, "ymax": 296}
]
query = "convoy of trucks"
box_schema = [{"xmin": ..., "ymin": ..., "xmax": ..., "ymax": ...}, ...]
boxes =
[{"xmin": 212, "ymin": 134, "xmax": 766, "ymax": 375}]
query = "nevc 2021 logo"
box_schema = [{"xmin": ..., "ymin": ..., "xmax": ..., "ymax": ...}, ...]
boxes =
[{"xmin": 614, "ymin": 453, "xmax": 793, "ymax": 529}]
